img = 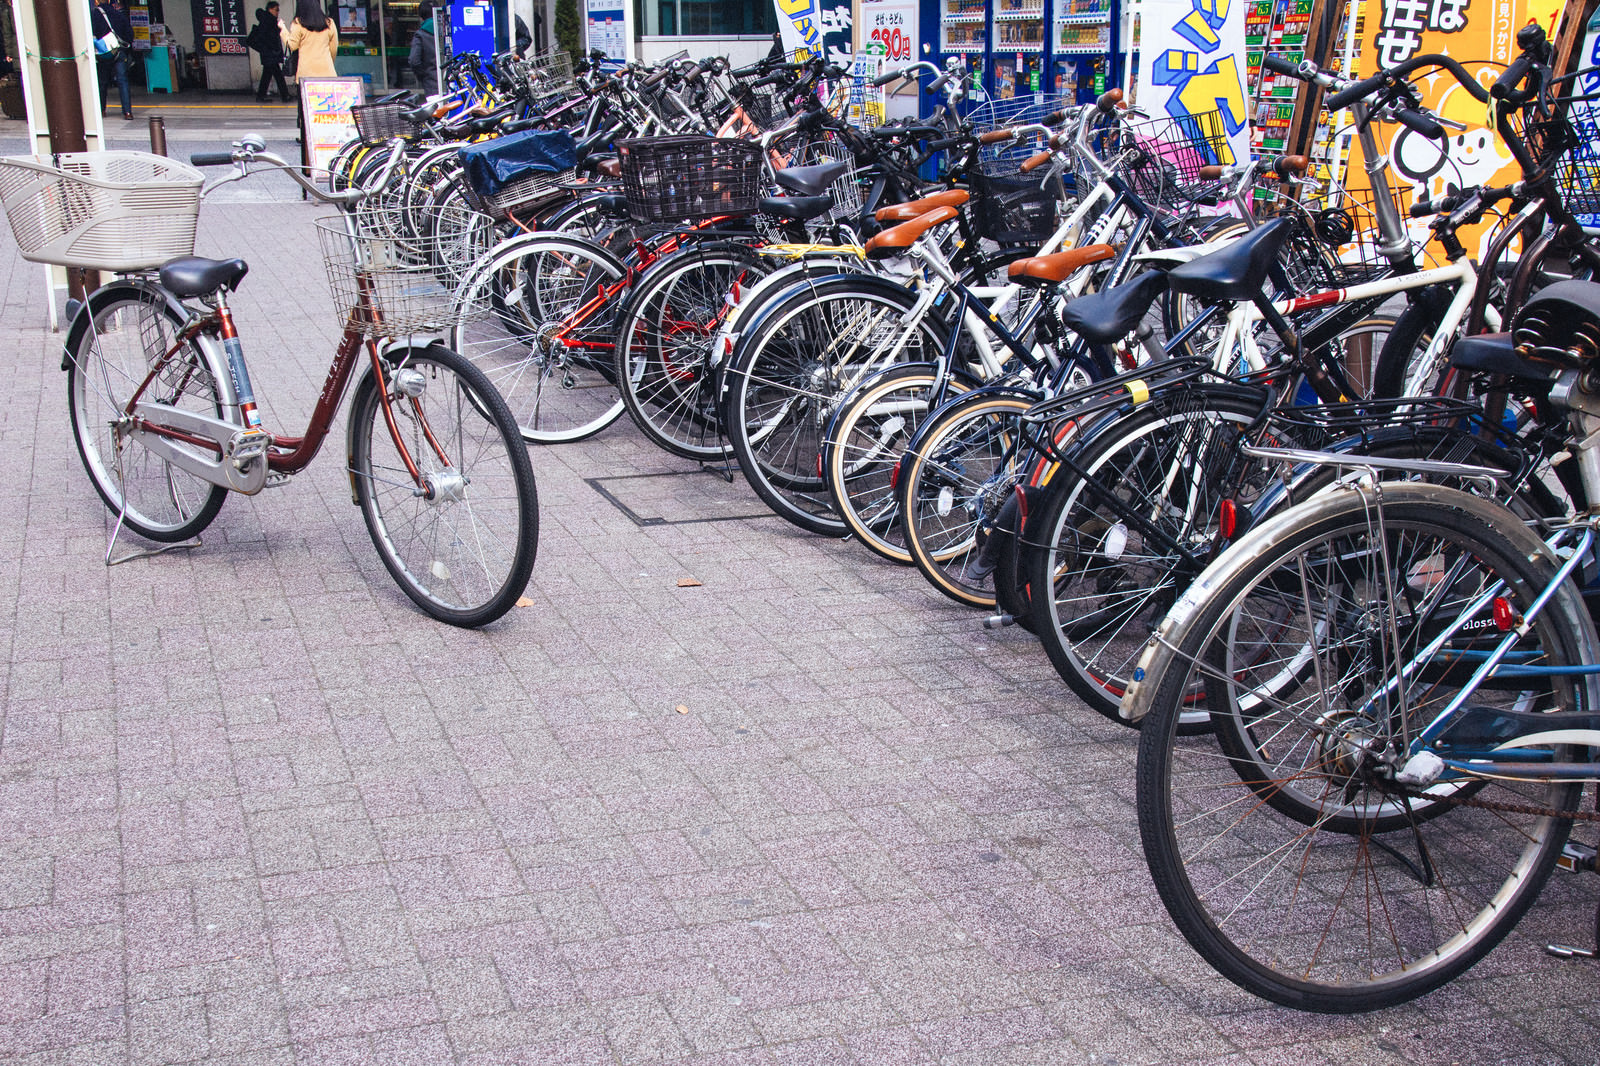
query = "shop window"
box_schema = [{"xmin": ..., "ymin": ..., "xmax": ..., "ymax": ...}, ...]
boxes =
[{"xmin": 639, "ymin": 0, "xmax": 774, "ymax": 36}]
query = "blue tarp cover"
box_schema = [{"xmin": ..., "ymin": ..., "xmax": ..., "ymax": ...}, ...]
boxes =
[{"xmin": 459, "ymin": 130, "xmax": 578, "ymax": 199}]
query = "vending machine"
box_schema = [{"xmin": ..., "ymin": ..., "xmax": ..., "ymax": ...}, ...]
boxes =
[{"xmin": 925, "ymin": 0, "xmax": 1122, "ymax": 105}]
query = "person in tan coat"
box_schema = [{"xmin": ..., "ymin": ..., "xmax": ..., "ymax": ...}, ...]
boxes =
[{"xmin": 286, "ymin": 0, "xmax": 338, "ymax": 78}]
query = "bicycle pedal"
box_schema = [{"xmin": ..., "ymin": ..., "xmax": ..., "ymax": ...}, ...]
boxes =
[
  {"xmin": 1556, "ymin": 840, "xmax": 1597, "ymax": 874},
  {"xmin": 228, "ymin": 429, "xmax": 269, "ymax": 467},
  {"xmin": 983, "ymin": 613, "xmax": 1014, "ymax": 630},
  {"xmin": 262, "ymin": 471, "xmax": 293, "ymax": 490}
]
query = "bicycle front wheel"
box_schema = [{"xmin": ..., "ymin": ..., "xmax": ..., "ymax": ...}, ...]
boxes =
[
  {"xmin": 1133, "ymin": 482, "xmax": 1590, "ymax": 1012},
  {"xmin": 723, "ymin": 278, "xmax": 947, "ymax": 536},
  {"xmin": 616, "ymin": 243, "xmax": 774, "ymax": 461},
  {"xmin": 348, "ymin": 345, "xmax": 539, "ymax": 627}
]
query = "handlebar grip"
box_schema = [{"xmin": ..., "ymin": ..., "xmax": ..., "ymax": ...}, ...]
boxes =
[
  {"xmin": 979, "ymin": 129, "xmax": 1015, "ymax": 145},
  {"xmin": 1197, "ymin": 164, "xmax": 1223, "ymax": 180},
  {"xmin": 1096, "ymin": 87, "xmax": 1123, "ymax": 113},
  {"xmin": 823, "ymin": 64, "xmax": 848, "ymax": 78},
  {"xmin": 1326, "ymin": 72, "xmax": 1385, "ymax": 110},
  {"xmin": 190, "ymin": 152, "xmax": 236, "ymax": 166},
  {"xmin": 928, "ymin": 73, "xmax": 952, "ymax": 93},
  {"xmin": 643, "ymin": 67, "xmax": 669, "ymax": 87},
  {"xmin": 872, "ymin": 69, "xmax": 903, "ymax": 87},
  {"xmin": 1490, "ymin": 53, "xmax": 1535, "ymax": 101},
  {"xmin": 1261, "ymin": 53, "xmax": 1300, "ymax": 77},
  {"xmin": 1392, "ymin": 107, "xmax": 1445, "ymax": 140},
  {"xmin": 1019, "ymin": 150, "xmax": 1052, "ymax": 174},
  {"xmin": 925, "ymin": 136, "xmax": 965, "ymax": 152},
  {"xmin": 1041, "ymin": 110, "xmax": 1066, "ymax": 125},
  {"xmin": 1275, "ymin": 154, "xmax": 1309, "ymax": 177},
  {"xmin": 752, "ymin": 72, "xmax": 787, "ymax": 88},
  {"xmin": 731, "ymin": 62, "xmax": 761, "ymax": 77}
]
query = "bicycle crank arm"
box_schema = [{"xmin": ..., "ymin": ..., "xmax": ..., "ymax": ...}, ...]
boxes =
[{"xmin": 131, "ymin": 403, "xmax": 270, "ymax": 495}]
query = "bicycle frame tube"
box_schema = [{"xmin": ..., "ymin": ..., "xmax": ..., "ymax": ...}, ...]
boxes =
[{"xmin": 1229, "ymin": 258, "xmax": 1479, "ymax": 382}]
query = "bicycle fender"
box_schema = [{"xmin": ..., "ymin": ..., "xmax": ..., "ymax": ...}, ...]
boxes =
[
  {"xmin": 720, "ymin": 272, "xmax": 934, "ymax": 399},
  {"xmin": 1118, "ymin": 481, "xmax": 1600, "ymax": 723},
  {"xmin": 61, "ymin": 278, "xmax": 200, "ymax": 373},
  {"xmin": 1130, "ymin": 236, "xmax": 1242, "ymax": 272}
]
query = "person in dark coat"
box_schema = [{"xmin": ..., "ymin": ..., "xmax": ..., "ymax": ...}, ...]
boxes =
[
  {"xmin": 248, "ymin": 2, "xmax": 290, "ymax": 101},
  {"xmin": 91, "ymin": 0, "xmax": 133, "ymax": 119},
  {"xmin": 409, "ymin": 2, "xmax": 438, "ymax": 94}
]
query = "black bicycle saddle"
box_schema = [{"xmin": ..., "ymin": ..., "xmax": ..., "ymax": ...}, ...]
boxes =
[{"xmin": 1166, "ymin": 217, "xmax": 1294, "ymax": 303}]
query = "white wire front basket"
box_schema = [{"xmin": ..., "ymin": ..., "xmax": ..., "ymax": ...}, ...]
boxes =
[
  {"xmin": 316, "ymin": 211, "xmax": 486, "ymax": 337},
  {"xmin": 970, "ymin": 93, "xmax": 1074, "ymax": 175},
  {"xmin": 0, "ymin": 151, "xmax": 202, "ymax": 270}
]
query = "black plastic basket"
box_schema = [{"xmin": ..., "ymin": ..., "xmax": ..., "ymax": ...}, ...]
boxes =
[
  {"xmin": 617, "ymin": 136, "xmax": 763, "ymax": 223},
  {"xmin": 351, "ymin": 101, "xmax": 414, "ymax": 146},
  {"xmin": 735, "ymin": 82, "xmax": 783, "ymax": 128},
  {"xmin": 971, "ymin": 170, "xmax": 1058, "ymax": 246}
]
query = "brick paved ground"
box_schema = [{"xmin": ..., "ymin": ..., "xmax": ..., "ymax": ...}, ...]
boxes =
[{"xmin": 2, "ymin": 148, "xmax": 1598, "ymax": 1064}]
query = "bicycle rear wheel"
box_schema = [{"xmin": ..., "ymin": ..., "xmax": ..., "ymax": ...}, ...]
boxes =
[
  {"xmin": 66, "ymin": 283, "xmax": 228, "ymax": 542},
  {"xmin": 1133, "ymin": 483, "xmax": 1590, "ymax": 1012},
  {"xmin": 449, "ymin": 234, "xmax": 628, "ymax": 444},
  {"xmin": 348, "ymin": 345, "xmax": 539, "ymax": 627}
]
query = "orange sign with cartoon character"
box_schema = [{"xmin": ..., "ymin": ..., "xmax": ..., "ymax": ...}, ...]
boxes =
[{"xmin": 1349, "ymin": 0, "xmax": 1563, "ymax": 261}]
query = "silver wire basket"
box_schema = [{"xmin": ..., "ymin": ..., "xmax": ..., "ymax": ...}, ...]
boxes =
[{"xmin": 315, "ymin": 210, "xmax": 486, "ymax": 337}]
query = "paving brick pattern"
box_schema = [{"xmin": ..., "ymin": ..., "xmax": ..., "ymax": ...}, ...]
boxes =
[{"xmin": 2, "ymin": 188, "xmax": 1597, "ymax": 1065}]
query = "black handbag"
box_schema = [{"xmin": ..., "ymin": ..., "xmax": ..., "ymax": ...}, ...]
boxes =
[{"xmin": 284, "ymin": 48, "xmax": 299, "ymax": 75}]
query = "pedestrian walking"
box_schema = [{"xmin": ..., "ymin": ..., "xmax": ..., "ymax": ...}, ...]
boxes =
[
  {"xmin": 91, "ymin": 0, "xmax": 133, "ymax": 120},
  {"xmin": 248, "ymin": 1, "xmax": 290, "ymax": 101},
  {"xmin": 409, "ymin": 2, "xmax": 437, "ymax": 95}
]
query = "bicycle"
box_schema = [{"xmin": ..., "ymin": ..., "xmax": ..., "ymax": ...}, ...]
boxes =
[
  {"xmin": 1120, "ymin": 277, "xmax": 1600, "ymax": 1012},
  {"xmin": 0, "ymin": 138, "xmax": 539, "ymax": 628}
]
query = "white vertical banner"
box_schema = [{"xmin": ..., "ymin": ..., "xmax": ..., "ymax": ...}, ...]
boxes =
[
  {"xmin": 775, "ymin": 0, "xmax": 823, "ymax": 55},
  {"xmin": 1135, "ymin": 0, "xmax": 1250, "ymax": 165}
]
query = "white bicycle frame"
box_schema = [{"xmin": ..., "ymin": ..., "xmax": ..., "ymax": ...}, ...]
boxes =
[{"xmin": 1208, "ymin": 254, "xmax": 1485, "ymax": 390}]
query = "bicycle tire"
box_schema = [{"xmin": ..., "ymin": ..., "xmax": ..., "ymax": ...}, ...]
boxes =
[
  {"xmin": 897, "ymin": 391, "xmax": 1038, "ymax": 608},
  {"xmin": 824, "ymin": 363, "xmax": 976, "ymax": 564},
  {"xmin": 449, "ymin": 232, "xmax": 629, "ymax": 444},
  {"xmin": 722, "ymin": 276, "xmax": 948, "ymax": 536},
  {"xmin": 65, "ymin": 283, "xmax": 229, "ymax": 542},
  {"xmin": 1026, "ymin": 386, "xmax": 1275, "ymax": 722},
  {"xmin": 1133, "ymin": 482, "xmax": 1590, "ymax": 1012},
  {"xmin": 348, "ymin": 344, "xmax": 539, "ymax": 627},
  {"xmin": 616, "ymin": 243, "xmax": 775, "ymax": 461}
]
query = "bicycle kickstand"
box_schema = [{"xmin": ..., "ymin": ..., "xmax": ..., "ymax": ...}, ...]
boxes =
[
  {"xmin": 103, "ymin": 455, "xmax": 202, "ymax": 567},
  {"xmin": 1546, "ymin": 839, "xmax": 1599, "ymax": 960}
]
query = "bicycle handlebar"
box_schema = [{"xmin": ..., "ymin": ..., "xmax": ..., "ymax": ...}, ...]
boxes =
[
  {"xmin": 191, "ymin": 138, "xmax": 404, "ymax": 206},
  {"xmin": 1324, "ymin": 53, "xmax": 1487, "ymax": 110},
  {"xmin": 1261, "ymin": 53, "xmax": 1299, "ymax": 77}
]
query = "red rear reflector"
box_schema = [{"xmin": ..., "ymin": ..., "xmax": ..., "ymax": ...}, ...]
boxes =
[
  {"xmin": 890, "ymin": 459, "xmax": 901, "ymax": 490},
  {"xmin": 816, "ymin": 453, "xmax": 824, "ymax": 479},
  {"xmin": 1219, "ymin": 499, "xmax": 1237, "ymax": 540},
  {"xmin": 1492, "ymin": 596, "xmax": 1518, "ymax": 632},
  {"xmin": 1014, "ymin": 484, "xmax": 1029, "ymax": 524}
]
